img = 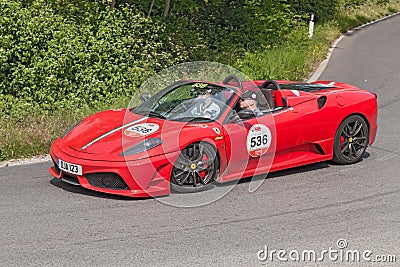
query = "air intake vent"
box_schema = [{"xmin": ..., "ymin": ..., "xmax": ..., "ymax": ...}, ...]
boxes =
[
  {"xmin": 317, "ymin": 96, "xmax": 327, "ymax": 109},
  {"xmin": 86, "ymin": 173, "xmax": 129, "ymax": 190}
]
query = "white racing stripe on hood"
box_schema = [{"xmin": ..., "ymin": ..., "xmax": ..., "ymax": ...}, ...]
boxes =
[{"xmin": 80, "ymin": 117, "xmax": 148, "ymax": 150}]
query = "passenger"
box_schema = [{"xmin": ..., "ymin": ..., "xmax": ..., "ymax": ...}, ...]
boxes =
[
  {"xmin": 238, "ymin": 90, "xmax": 263, "ymax": 117},
  {"xmin": 191, "ymin": 89, "xmax": 221, "ymax": 119}
]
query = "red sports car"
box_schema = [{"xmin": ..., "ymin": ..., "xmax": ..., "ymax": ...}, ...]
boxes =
[{"xmin": 49, "ymin": 75, "xmax": 378, "ymax": 197}]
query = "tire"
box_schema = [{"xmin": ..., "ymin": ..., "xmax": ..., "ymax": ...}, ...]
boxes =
[
  {"xmin": 171, "ymin": 142, "xmax": 219, "ymax": 193},
  {"xmin": 333, "ymin": 115, "xmax": 369, "ymax": 164}
]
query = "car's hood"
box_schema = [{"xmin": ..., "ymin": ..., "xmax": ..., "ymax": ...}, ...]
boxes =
[
  {"xmin": 61, "ymin": 109, "xmax": 125, "ymax": 152},
  {"xmin": 59, "ymin": 108, "xmax": 221, "ymax": 160}
]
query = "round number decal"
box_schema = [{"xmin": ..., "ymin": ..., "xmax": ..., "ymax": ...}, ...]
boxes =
[
  {"xmin": 246, "ymin": 124, "xmax": 272, "ymax": 157},
  {"xmin": 125, "ymin": 123, "xmax": 159, "ymax": 137}
]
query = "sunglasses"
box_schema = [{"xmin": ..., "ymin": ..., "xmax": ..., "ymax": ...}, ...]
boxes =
[{"xmin": 200, "ymin": 90, "xmax": 212, "ymax": 95}]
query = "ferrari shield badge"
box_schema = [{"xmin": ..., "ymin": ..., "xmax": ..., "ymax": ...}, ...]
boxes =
[
  {"xmin": 246, "ymin": 124, "xmax": 272, "ymax": 157},
  {"xmin": 213, "ymin": 127, "xmax": 221, "ymax": 135}
]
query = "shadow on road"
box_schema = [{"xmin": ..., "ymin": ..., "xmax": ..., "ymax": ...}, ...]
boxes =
[
  {"xmin": 215, "ymin": 161, "xmax": 332, "ymax": 189},
  {"xmin": 49, "ymin": 152, "xmax": 370, "ymax": 199}
]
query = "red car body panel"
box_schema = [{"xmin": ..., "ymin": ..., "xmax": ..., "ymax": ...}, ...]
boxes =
[{"xmin": 49, "ymin": 79, "xmax": 378, "ymax": 197}]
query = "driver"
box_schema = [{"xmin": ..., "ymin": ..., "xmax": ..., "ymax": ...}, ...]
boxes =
[
  {"xmin": 190, "ymin": 89, "xmax": 221, "ymax": 119},
  {"xmin": 238, "ymin": 90, "xmax": 263, "ymax": 117}
]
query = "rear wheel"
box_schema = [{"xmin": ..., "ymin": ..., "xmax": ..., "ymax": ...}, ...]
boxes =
[
  {"xmin": 171, "ymin": 142, "xmax": 218, "ymax": 193},
  {"xmin": 333, "ymin": 115, "xmax": 369, "ymax": 164}
]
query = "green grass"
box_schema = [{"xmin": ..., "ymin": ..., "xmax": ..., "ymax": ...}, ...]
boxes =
[
  {"xmin": 237, "ymin": 30, "xmax": 330, "ymax": 81},
  {"xmin": 1, "ymin": 110, "xmax": 81, "ymax": 161},
  {"xmin": 1, "ymin": 0, "xmax": 400, "ymax": 161},
  {"xmin": 239, "ymin": 0, "xmax": 400, "ymax": 81},
  {"xmin": 0, "ymin": 95, "xmax": 134, "ymax": 161}
]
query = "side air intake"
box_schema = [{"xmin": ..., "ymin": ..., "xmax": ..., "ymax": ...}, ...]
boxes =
[{"xmin": 317, "ymin": 96, "xmax": 327, "ymax": 109}]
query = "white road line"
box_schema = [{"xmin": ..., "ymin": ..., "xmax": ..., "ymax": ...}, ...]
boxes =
[{"xmin": 0, "ymin": 155, "xmax": 51, "ymax": 168}]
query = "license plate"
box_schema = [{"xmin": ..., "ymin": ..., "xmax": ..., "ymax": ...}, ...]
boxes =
[{"xmin": 58, "ymin": 159, "xmax": 82, "ymax": 176}]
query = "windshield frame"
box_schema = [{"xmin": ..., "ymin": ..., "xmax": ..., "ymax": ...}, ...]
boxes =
[{"xmin": 131, "ymin": 80, "xmax": 238, "ymax": 122}]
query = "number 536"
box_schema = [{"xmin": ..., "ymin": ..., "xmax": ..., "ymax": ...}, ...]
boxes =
[{"xmin": 250, "ymin": 135, "xmax": 268, "ymax": 148}]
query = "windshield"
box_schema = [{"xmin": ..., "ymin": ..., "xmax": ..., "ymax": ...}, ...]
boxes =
[{"xmin": 132, "ymin": 81, "xmax": 236, "ymax": 122}]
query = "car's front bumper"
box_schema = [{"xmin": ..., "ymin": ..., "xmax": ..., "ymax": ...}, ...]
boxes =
[{"xmin": 49, "ymin": 141, "xmax": 180, "ymax": 198}]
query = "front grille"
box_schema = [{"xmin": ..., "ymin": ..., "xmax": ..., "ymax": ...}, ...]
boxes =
[
  {"xmin": 52, "ymin": 159, "xmax": 61, "ymax": 175},
  {"xmin": 62, "ymin": 173, "xmax": 80, "ymax": 186},
  {"xmin": 85, "ymin": 173, "xmax": 129, "ymax": 190}
]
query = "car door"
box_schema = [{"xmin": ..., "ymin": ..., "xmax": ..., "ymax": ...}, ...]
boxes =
[
  {"xmin": 222, "ymin": 106, "xmax": 301, "ymax": 177},
  {"xmin": 271, "ymin": 106, "xmax": 302, "ymax": 164}
]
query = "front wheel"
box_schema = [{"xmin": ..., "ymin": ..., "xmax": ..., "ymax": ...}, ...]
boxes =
[
  {"xmin": 171, "ymin": 142, "xmax": 219, "ymax": 193},
  {"xmin": 333, "ymin": 115, "xmax": 369, "ymax": 164}
]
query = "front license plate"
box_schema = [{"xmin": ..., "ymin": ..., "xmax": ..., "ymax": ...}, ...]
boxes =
[{"xmin": 58, "ymin": 159, "xmax": 82, "ymax": 176}]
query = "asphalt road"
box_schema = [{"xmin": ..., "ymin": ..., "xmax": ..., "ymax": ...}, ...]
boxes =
[{"xmin": 1, "ymin": 15, "xmax": 400, "ymax": 267}]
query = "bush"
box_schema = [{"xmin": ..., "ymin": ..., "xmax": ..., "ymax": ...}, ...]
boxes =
[
  {"xmin": 288, "ymin": 0, "xmax": 337, "ymax": 22},
  {"xmin": 0, "ymin": 0, "xmax": 187, "ymax": 114},
  {"xmin": 122, "ymin": 0, "xmax": 307, "ymax": 61}
]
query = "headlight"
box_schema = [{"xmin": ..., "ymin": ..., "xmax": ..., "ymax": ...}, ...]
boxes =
[
  {"xmin": 120, "ymin": 138, "xmax": 163, "ymax": 156},
  {"xmin": 61, "ymin": 120, "xmax": 82, "ymax": 138}
]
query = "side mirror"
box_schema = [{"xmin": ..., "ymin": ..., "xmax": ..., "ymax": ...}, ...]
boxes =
[{"xmin": 140, "ymin": 93, "xmax": 149, "ymax": 102}]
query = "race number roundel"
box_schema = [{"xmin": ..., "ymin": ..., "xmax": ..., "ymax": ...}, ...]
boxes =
[
  {"xmin": 246, "ymin": 124, "xmax": 272, "ymax": 157},
  {"xmin": 125, "ymin": 123, "xmax": 159, "ymax": 137}
]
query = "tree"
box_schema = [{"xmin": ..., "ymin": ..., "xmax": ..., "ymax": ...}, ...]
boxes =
[
  {"xmin": 148, "ymin": 0, "xmax": 156, "ymax": 16},
  {"xmin": 163, "ymin": 0, "xmax": 171, "ymax": 17}
]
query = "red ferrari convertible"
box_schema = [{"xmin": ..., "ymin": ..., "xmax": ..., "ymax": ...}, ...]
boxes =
[{"xmin": 49, "ymin": 75, "xmax": 378, "ymax": 197}]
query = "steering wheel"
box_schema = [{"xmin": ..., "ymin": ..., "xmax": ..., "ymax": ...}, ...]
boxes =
[
  {"xmin": 237, "ymin": 109, "xmax": 256, "ymax": 120},
  {"xmin": 260, "ymin": 80, "xmax": 281, "ymax": 90}
]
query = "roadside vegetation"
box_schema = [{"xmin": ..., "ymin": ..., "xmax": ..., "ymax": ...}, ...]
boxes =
[{"xmin": 1, "ymin": 0, "xmax": 399, "ymax": 161}]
